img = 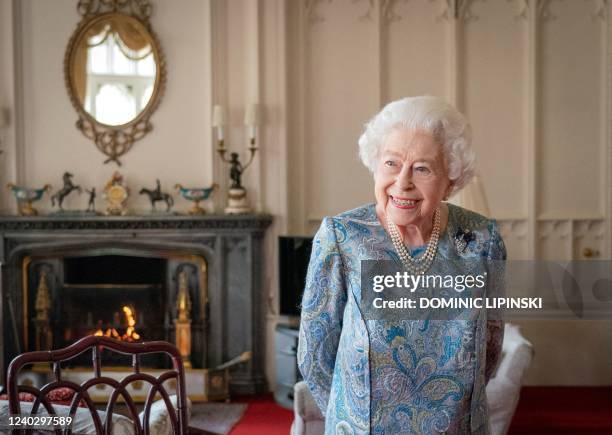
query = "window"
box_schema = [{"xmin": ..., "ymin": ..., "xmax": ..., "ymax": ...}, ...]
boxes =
[{"xmin": 84, "ymin": 25, "xmax": 156, "ymax": 126}]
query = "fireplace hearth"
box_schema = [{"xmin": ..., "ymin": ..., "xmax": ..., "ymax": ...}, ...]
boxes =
[
  {"xmin": 31, "ymin": 253, "xmax": 198, "ymax": 367},
  {"xmin": 0, "ymin": 213, "xmax": 271, "ymax": 395}
]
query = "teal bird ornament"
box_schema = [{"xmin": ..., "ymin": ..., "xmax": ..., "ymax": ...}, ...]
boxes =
[
  {"xmin": 7, "ymin": 183, "xmax": 52, "ymax": 216},
  {"xmin": 174, "ymin": 183, "xmax": 218, "ymax": 215}
]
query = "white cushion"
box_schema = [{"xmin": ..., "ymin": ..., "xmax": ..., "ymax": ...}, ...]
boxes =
[
  {"xmin": 139, "ymin": 394, "xmax": 192, "ymax": 435},
  {"xmin": 486, "ymin": 323, "xmax": 534, "ymax": 435}
]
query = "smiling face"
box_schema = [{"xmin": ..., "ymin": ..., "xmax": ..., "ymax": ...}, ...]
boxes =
[{"xmin": 374, "ymin": 128, "xmax": 452, "ymax": 231}]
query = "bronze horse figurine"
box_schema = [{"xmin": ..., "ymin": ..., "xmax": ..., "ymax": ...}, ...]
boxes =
[
  {"xmin": 51, "ymin": 172, "xmax": 82, "ymax": 210},
  {"xmin": 140, "ymin": 179, "xmax": 174, "ymax": 212}
]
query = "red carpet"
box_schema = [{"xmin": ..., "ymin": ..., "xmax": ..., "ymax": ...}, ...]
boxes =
[
  {"xmin": 230, "ymin": 395, "xmax": 293, "ymax": 435},
  {"xmin": 508, "ymin": 386, "xmax": 612, "ymax": 435},
  {"xmin": 229, "ymin": 388, "xmax": 612, "ymax": 434}
]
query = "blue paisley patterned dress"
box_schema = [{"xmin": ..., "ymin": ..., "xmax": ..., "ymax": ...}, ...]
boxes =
[{"xmin": 298, "ymin": 203, "xmax": 506, "ymax": 434}]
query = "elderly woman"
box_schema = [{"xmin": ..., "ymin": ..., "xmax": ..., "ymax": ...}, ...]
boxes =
[{"xmin": 298, "ymin": 96, "xmax": 506, "ymax": 434}]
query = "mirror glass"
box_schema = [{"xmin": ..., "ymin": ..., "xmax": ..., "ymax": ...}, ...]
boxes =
[{"xmin": 70, "ymin": 13, "xmax": 157, "ymax": 126}]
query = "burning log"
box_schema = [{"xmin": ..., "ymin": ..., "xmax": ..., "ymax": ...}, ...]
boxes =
[{"xmin": 92, "ymin": 305, "xmax": 141, "ymax": 342}]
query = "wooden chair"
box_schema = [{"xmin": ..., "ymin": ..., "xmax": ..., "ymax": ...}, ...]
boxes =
[{"xmin": 6, "ymin": 335, "xmax": 188, "ymax": 434}]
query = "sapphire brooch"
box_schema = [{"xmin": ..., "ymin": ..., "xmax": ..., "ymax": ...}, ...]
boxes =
[{"xmin": 455, "ymin": 228, "xmax": 476, "ymax": 252}]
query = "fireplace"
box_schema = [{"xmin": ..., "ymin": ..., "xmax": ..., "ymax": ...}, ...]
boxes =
[
  {"xmin": 0, "ymin": 214, "xmax": 271, "ymax": 395},
  {"xmin": 26, "ymin": 252, "xmax": 206, "ymax": 368},
  {"xmin": 58, "ymin": 255, "xmax": 165, "ymax": 346}
]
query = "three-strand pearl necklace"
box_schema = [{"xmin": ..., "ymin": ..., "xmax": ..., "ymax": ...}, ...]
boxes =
[{"xmin": 386, "ymin": 207, "xmax": 441, "ymax": 275}]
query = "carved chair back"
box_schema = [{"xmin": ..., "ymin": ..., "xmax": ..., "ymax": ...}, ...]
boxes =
[{"xmin": 7, "ymin": 335, "xmax": 188, "ymax": 434}]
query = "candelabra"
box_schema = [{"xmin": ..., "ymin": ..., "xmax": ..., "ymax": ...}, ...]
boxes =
[{"xmin": 212, "ymin": 103, "xmax": 260, "ymax": 214}]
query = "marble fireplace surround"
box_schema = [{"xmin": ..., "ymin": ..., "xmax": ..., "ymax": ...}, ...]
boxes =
[{"xmin": 0, "ymin": 214, "xmax": 272, "ymax": 394}]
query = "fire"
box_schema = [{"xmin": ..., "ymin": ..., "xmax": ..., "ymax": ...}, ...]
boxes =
[{"xmin": 93, "ymin": 305, "xmax": 141, "ymax": 342}]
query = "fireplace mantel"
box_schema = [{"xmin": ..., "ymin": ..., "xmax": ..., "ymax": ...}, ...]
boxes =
[
  {"xmin": 0, "ymin": 213, "xmax": 272, "ymax": 396},
  {"xmin": 0, "ymin": 213, "xmax": 272, "ymax": 231}
]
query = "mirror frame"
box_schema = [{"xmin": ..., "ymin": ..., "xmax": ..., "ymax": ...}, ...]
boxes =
[{"xmin": 64, "ymin": 0, "xmax": 166, "ymax": 165}]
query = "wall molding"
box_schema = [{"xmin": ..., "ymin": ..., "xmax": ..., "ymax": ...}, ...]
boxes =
[
  {"xmin": 292, "ymin": 0, "xmax": 612, "ymax": 24},
  {"xmin": 11, "ymin": 0, "xmax": 25, "ymax": 189},
  {"xmin": 354, "ymin": 0, "xmax": 376, "ymax": 21},
  {"xmin": 381, "ymin": 0, "xmax": 409, "ymax": 23},
  {"xmin": 591, "ymin": 0, "xmax": 608, "ymax": 21},
  {"xmin": 305, "ymin": 0, "xmax": 383, "ymax": 24},
  {"xmin": 305, "ymin": 0, "xmax": 332, "ymax": 24},
  {"xmin": 296, "ymin": 1, "xmax": 308, "ymax": 234},
  {"xmin": 537, "ymin": 218, "xmax": 605, "ymax": 259},
  {"xmin": 210, "ymin": 0, "xmax": 228, "ymax": 213},
  {"xmin": 497, "ymin": 219, "xmax": 528, "ymax": 240},
  {"xmin": 573, "ymin": 219, "xmax": 605, "ymax": 240},
  {"xmin": 0, "ymin": 1, "xmax": 17, "ymax": 211},
  {"xmin": 608, "ymin": 0, "xmax": 612, "ymax": 260},
  {"xmin": 538, "ymin": 220, "xmax": 571, "ymax": 240},
  {"xmin": 524, "ymin": 0, "xmax": 538, "ymax": 259},
  {"xmin": 244, "ymin": 0, "xmax": 264, "ymax": 212},
  {"xmin": 537, "ymin": 0, "xmax": 562, "ymax": 21},
  {"xmin": 601, "ymin": 0, "xmax": 611, "ymax": 259},
  {"xmin": 438, "ymin": 0, "xmax": 483, "ymax": 22}
]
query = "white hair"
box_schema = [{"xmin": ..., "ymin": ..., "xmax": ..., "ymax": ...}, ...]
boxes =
[{"xmin": 358, "ymin": 96, "xmax": 475, "ymax": 195}]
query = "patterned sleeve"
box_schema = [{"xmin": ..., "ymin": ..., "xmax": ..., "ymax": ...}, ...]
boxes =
[
  {"xmin": 485, "ymin": 220, "xmax": 507, "ymax": 382},
  {"xmin": 297, "ymin": 217, "xmax": 348, "ymax": 416}
]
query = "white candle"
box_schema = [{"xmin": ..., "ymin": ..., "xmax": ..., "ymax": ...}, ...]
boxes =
[
  {"xmin": 244, "ymin": 103, "xmax": 260, "ymax": 138},
  {"xmin": 212, "ymin": 105, "xmax": 226, "ymax": 127},
  {"xmin": 212, "ymin": 105, "xmax": 226, "ymax": 143}
]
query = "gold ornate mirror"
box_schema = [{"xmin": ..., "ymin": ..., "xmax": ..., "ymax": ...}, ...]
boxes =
[{"xmin": 64, "ymin": 0, "xmax": 166, "ymax": 165}]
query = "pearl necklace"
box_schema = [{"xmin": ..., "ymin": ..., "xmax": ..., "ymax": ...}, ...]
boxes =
[{"xmin": 386, "ymin": 207, "xmax": 441, "ymax": 275}]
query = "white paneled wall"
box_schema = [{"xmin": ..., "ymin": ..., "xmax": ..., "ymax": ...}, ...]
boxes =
[
  {"xmin": 462, "ymin": 1, "xmax": 526, "ymax": 220},
  {"xmin": 285, "ymin": 0, "xmax": 612, "ymax": 385},
  {"xmin": 287, "ymin": 0, "xmax": 611, "ymax": 265},
  {"xmin": 302, "ymin": 1, "xmax": 378, "ymax": 225}
]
